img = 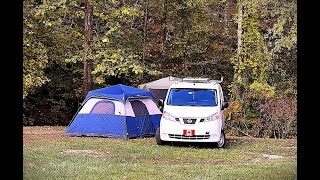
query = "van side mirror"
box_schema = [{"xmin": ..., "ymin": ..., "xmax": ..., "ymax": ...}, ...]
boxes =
[
  {"xmin": 158, "ymin": 99, "xmax": 164, "ymax": 107},
  {"xmin": 222, "ymin": 101, "xmax": 228, "ymax": 110},
  {"xmin": 158, "ymin": 99, "xmax": 164, "ymax": 112}
]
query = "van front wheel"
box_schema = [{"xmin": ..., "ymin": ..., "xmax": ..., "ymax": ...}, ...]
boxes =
[
  {"xmin": 216, "ymin": 130, "xmax": 225, "ymax": 148},
  {"xmin": 155, "ymin": 128, "xmax": 164, "ymax": 145}
]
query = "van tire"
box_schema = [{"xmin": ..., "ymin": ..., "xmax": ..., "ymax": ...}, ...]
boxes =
[
  {"xmin": 216, "ymin": 130, "xmax": 226, "ymax": 148},
  {"xmin": 155, "ymin": 128, "xmax": 163, "ymax": 145}
]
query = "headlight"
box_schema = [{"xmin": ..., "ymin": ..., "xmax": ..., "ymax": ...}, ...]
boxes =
[
  {"xmin": 204, "ymin": 112, "xmax": 219, "ymax": 122},
  {"xmin": 162, "ymin": 111, "xmax": 178, "ymax": 121}
]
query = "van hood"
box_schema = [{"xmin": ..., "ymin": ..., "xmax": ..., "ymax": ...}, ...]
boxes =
[{"xmin": 164, "ymin": 105, "xmax": 219, "ymax": 118}]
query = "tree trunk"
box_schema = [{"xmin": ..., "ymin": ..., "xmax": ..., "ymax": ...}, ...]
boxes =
[
  {"xmin": 160, "ymin": 0, "xmax": 168, "ymax": 68},
  {"xmin": 83, "ymin": 0, "xmax": 93, "ymax": 96},
  {"xmin": 237, "ymin": 0, "xmax": 243, "ymax": 68},
  {"xmin": 181, "ymin": 1, "xmax": 186, "ymax": 63},
  {"xmin": 142, "ymin": 0, "xmax": 148, "ymax": 64},
  {"xmin": 224, "ymin": 0, "xmax": 230, "ymax": 36},
  {"xmin": 141, "ymin": 0, "xmax": 148, "ymax": 79}
]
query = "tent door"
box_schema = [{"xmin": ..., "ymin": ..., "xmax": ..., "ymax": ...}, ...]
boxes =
[{"xmin": 130, "ymin": 100, "xmax": 155, "ymax": 136}]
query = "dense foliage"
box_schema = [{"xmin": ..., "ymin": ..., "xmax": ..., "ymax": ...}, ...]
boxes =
[{"xmin": 23, "ymin": 0, "xmax": 296, "ymax": 138}]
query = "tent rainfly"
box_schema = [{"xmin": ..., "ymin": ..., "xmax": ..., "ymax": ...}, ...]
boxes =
[
  {"xmin": 65, "ymin": 84, "xmax": 162, "ymax": 139},
  {"xmin": 138, "ymin": 76, "xmax": 179, "ymax": 103}
]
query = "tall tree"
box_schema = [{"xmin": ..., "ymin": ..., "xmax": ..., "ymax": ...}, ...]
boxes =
[
  {"xmin": 236, "ymin": 0, "xmax": 242, "ymax": 77},
  {"xmin": 83, "ymin": 0, "xmax": 94, "ymax": 95}
]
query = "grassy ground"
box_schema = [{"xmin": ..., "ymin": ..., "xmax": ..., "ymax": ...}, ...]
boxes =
[{"xmin": 23, "ymin": 126, "xmax": 297, "ymax": 180}]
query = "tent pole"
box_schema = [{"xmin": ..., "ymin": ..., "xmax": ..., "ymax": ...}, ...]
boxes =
[{"xmin": 124, "ymin": 99, "xmax": 128, "ymax": 140}]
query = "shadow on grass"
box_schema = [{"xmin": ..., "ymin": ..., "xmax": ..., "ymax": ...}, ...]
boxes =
[
  {"xmin": 156, "ymin": 136, "xmax": 253, "ymax": 150},
  {"xmin": 71, "ymin": 134, "xmax": 156, "ymax": 139}
]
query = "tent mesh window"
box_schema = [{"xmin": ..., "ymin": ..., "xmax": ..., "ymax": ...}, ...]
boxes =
[
  {"xmin": 90, "ymin": 101, "xmax": 115, "ymax": 114},
  {"xmin": 129, "ymin": 100, "xmax": 155, "ymax": 135}
]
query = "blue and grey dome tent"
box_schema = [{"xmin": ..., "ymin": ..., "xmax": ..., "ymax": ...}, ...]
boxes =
[{"xmin": 65, "ymin": 84, "xmax": 162, "ymax": 139}]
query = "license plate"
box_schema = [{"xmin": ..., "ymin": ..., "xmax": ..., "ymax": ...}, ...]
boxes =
[{"xmin": 183, "ymin": 129, "xmax": 195, "ymax": 136}]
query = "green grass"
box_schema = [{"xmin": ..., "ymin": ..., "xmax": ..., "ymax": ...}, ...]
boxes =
[{"xmin": 23, "ymin": 126, "xmax": 297, "ymax": 179}]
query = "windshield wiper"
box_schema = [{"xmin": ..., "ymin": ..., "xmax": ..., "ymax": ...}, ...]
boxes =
[{"xmin": 169, "ymin": 104, "xmax": 184, "ymax": 106}]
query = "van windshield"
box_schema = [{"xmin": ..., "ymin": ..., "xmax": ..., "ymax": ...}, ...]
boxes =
[{"xmin": 166, "ymin": 88, "xmax": 217, "ymax": 106}]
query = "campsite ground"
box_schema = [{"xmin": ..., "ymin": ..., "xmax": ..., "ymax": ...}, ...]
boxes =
[{"xmin": 23, "ymin": 126, "xmax": 297, "ymax": 179}]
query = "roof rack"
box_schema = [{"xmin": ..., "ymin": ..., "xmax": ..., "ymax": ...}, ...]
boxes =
[
  {"xmin": 181, "ymin": 77, "xmax": 210, "ymax": 83},
  {"xmin": 169, "ymin": 76, "xmax": 223, "ymax": 84},
  {"xmin": 209, "ymin": 76, "xmax": 223, "ymax": 84}
]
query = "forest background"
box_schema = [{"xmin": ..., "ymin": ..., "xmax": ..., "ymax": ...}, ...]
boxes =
[{"xmin": 23, "ymin": 0, "xmax": 297, "ymax": 138}]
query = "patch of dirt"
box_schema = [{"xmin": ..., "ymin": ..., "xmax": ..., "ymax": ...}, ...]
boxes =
[
  {"xmin": 262, "ymin": 154, "xmax": 297, "ymax": 159},
  {"xmin": 194, "ymin": 159, "xmax": 222, "ymax": 165},
  {"xmin": 250, "ymin": 157, "xmax": 262, "ymax": 163},
  {"xmin": 282, "ymin": 146, "xmax": 297, "ymax": 149},
  {"xmin": 148, "ymin": 159, "xmax": 222, "ymax": 165},
  {"xmin": 23, "ymin": 126, "xmax": 67, "ymax": 142},
  {"xmin": 62, "ymin": 149, "xmax": 106, "ymax": 157}
]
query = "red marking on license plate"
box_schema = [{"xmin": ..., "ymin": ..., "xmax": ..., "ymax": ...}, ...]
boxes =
[{"xmin": 183, "ymin": 129, "xmax": 195, "ymax": 136}]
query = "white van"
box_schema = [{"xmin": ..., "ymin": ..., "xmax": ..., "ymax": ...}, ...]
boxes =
[{"xmin": 155, "ymin": 77, "xmax": 228, "ymax": 148}]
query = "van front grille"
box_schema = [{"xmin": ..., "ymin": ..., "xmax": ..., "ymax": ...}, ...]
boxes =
[
  {"xmin": 168, "ymin": 134, "xmax": 210, "ymax": 140},
  {"xmin": 183, "ymin": 118, "xmax": 197, "ymax": 124}
]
